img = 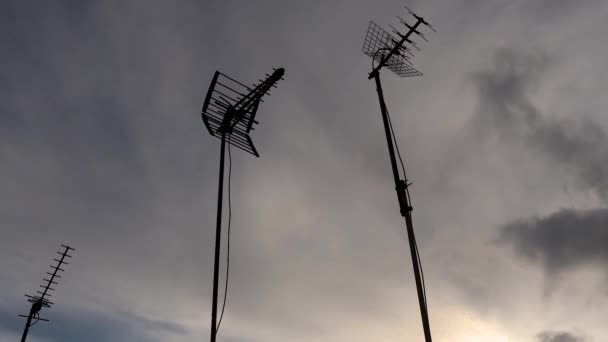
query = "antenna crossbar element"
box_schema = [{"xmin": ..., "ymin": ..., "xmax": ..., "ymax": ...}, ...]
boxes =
[
  {"xmin": 362, "ymin": 21, "xmax": 422, "ymax": 78},
  {"xmin": 18, "ymin": 315, "xmax": 49, "ymax": 322}
]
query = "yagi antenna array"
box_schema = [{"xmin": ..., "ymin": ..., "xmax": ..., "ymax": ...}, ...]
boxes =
[
  {"xmin": 201, "ymin": 68, "xmax": 285, "ymax": 157},
  {"xmin": 362, "ymin": 21, "xmax": 422, "ymax": 78},
  {"xmin": 362, "ymin": 6, "xmax": 435, "ymax": 79},
  {"xmin": 19, "ymin": 245, "xmax": 74, "ymax": 342}
]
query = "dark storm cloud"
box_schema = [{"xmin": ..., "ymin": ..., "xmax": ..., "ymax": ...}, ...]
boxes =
[
  {"xmin": 471, "ymin": 48, "xmax": 608, "ymax": 199},
  {"xmin": 501, "ymin": 207, "xmax": 608, "ymax": 274},
  {"xmin": 471, "ymin": 48, "xmax": 608, "ymax": 278},
  {"xmin": 537, "ymin": 330, "xmax": 586, "ymax": 342}
]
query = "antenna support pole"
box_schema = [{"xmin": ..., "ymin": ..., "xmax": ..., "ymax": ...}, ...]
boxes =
[
  {"xmin": 373, "ymin": 70, "xmax": 403, "ymax": 201},
  {"xmin": 210, "ymin": 133, "xmax": 227, "ymax": 342},
  {"xmin": 372, "ymin": 70, "xmax": 433, "ymax": 342},
  {"xmin": 201, "ymin": 67, "xmax": 284, "ymax": 341},
  {"xmin": 20, "ymin": 302, "xmax": 41, "ymax": 342}
]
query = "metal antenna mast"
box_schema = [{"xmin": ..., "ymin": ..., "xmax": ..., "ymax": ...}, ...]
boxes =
[
  {"xmin": 201, "ymin": 67, "xmax": 285, "ymax": 342},
  {"xmin": 362, "ymin": 6, "xmax": 436, "ymax": 342},
  {"xmin": 19, "ymin": 244, "xmax": 75, "ymax": 342}
]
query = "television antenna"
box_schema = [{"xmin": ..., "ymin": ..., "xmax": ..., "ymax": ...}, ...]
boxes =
[
  {"xmin": 362, "ymin": 6, "xmax": 436, "ymax": 342},
  {"xmin": 19, "ymin": 244, "xmax": 75, "ymax": 342},
  {"xmin": 201, "ymin": 67, "xmax": 285, "ymax": 342}
]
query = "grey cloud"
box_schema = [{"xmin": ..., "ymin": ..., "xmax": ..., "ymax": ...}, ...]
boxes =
[
  {"xmin": 501, "ymin": 207, "xmax": 608, "ymax": 274},
  {"xmin": 537, "ymin": 330, "xmax": 586, "ymax": 342},
  {"xmin": 473, "ymin": 48, "xmax": 608, "ymax": 278},
  {"xmin": 471, "ymin": 48, "xmax": 608, "ymax": 199}
]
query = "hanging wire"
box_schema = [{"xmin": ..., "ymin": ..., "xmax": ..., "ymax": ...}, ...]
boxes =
[
  {"xmin": 216, "ymin": 135, "xmax": 233, "ymax": 332},
  {"xmin": 372, "ymin": 47, "xmax": 407, "ymax": 178},
  {"xmin": 385, "ymin": 106, "xmax": 407, "ymax": 178},
  {"xmin": 385, "ymin": 102, "xmax": 429, "ymax": 311},
  {"xmin": 373, "ymin": 50, "xmax": 380, "ymax": 69},
  {"xmin": 29, "ymin": 312, "xmax": 41, "ymax": 327},
  {"xmin": 373, "ymin": 45, "xmax": 430, "ymax": 317},
  {"xmin": 411, "ymin": 215, "xmax": 429, "ymax": 309}
]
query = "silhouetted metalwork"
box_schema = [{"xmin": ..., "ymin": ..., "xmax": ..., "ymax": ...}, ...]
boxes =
[
  {"xmin": 202, "ymin": 69, "xmax": 284, "ymax": 157},
  {"xmin": 363, "ymin": 21, "xmax": 422, "ymax": 78},
  {"xmin": 19, "ymin": 245, "xmax": 74, "ymax": 342},
  {"xmin": 362, "ymin": 6, "xmax": 436, "ymax": 342},
  {"xmin": 201, "ymin": 67, "xmax": 285, "ymax": 342}
]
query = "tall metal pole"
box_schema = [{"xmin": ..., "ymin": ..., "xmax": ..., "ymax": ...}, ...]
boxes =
[
  {"xmin": 210, "ymin": 133, "xmax": 226, "ymax": 342},
  {"xmin": 404, "ymin": 206, "xmax": 432, "ymax": 342},
  {"xmin": 373, "ymin": 71, "xmax": 402, "ymax": 196},
  {"xmin": 372, "ymin": 71, "xmax": 433, "ymax": 342},
  {"xmin": 20, "ymin": 302, "xmax": 40, "ymax": 342},
  {"xmin": 202, "ymin": 68, "xmax": 284, "ymax": 342}
]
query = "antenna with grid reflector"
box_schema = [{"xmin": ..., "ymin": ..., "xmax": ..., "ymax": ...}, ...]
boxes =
[
  {"xmin": 360, "ymin": 5, "xmax": 436, "ymax": 342},
  {"xmin": 202, "ymin": 68, "xmax": 285, "ymax": 157},
  {"xmin": 201, "ymin": 67, "xmax": 285, "ymax": 342},
  {"xmin": 362, "ymin": 21, "xmax": 422, "ymax": 78}
]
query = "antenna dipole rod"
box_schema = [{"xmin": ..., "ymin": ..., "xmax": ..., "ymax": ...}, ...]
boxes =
[{"xmin": 368, "ymin": 17, "xmax": 424, "ymax": 79}]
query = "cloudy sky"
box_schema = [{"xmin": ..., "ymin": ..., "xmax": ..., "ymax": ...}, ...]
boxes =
[{"xmin": 2, "ymin": 1, "xmax": 608, "ymax": 341}]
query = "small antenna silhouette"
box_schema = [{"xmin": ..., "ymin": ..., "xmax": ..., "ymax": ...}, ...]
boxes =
[
  {"xmin": 361, "ymin": 6, "xmax": 436, "ymax": 342},
  {"xmin": 19, "ymin": 244, "xmax": 75, "ymax": 342},
  {"xmin": 201, "ymin": 67, "xmax": 285, "ymax": 342}
]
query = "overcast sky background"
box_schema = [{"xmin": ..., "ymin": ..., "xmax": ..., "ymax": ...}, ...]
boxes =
[{"xmin": 2, "ymin": 1, "xmax": 608, "ymax": 341}]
